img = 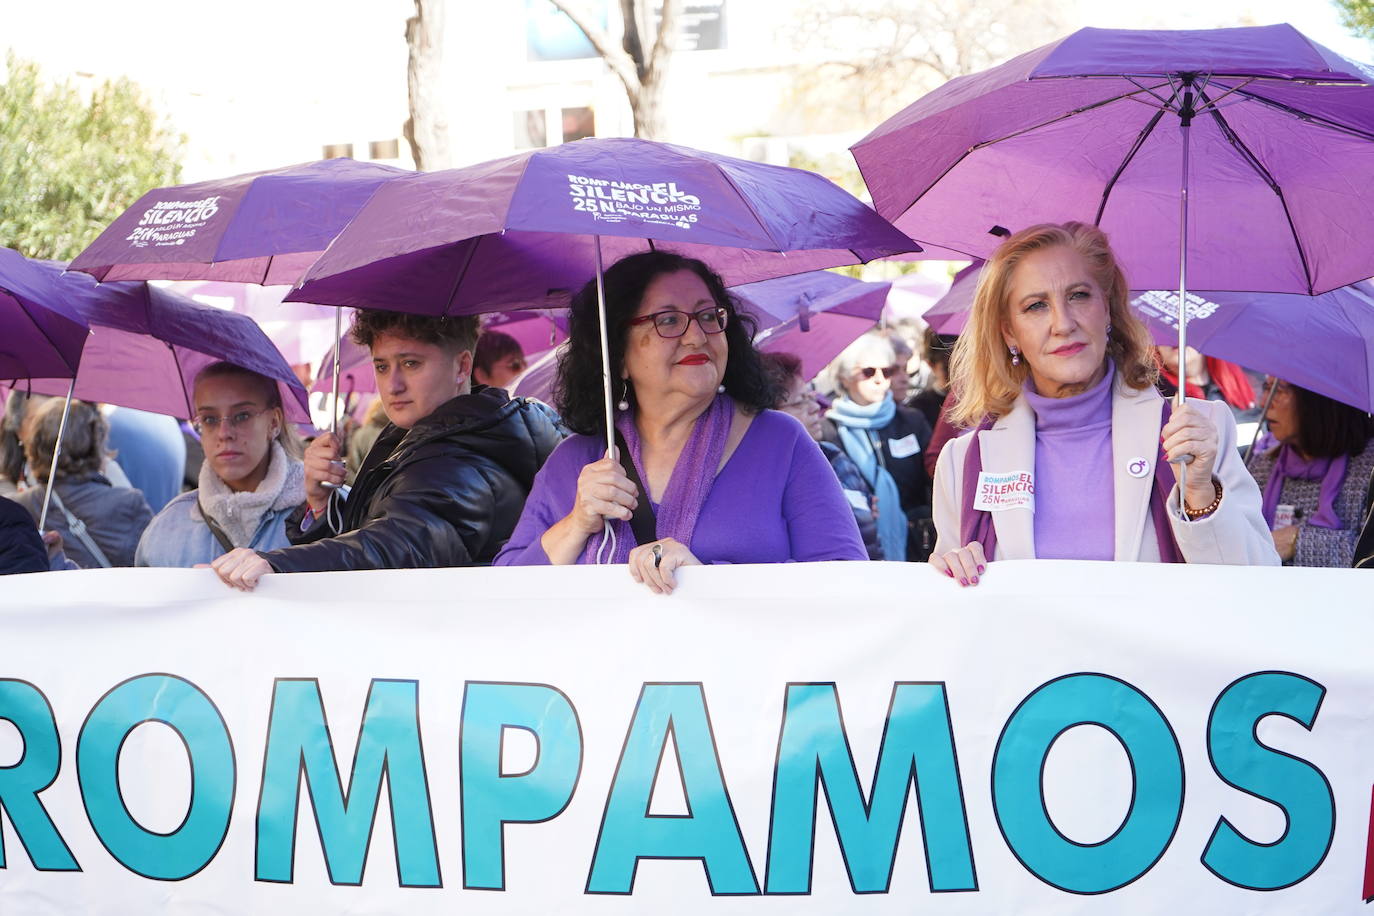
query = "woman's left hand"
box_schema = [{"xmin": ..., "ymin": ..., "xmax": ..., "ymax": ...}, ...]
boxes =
[
  {"xmin": 1160, "ymin": 401, "xmax": 1221, "ymax": 510},
  {"xmin": 628, "ymin": 537, "xmax": 701, "ymax": 595}
]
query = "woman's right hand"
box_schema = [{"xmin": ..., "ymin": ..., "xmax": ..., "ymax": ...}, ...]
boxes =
[
  {"xmin": 303, "ymin": 432, "xmax": 345, "ymax": 514},
  {"xmin": 928, "ymin": 541, "xmax": 987, "ymax": 587},
  {"xmin": 570, "ymin": 454, "xmax": 639, "ymax": 534}
]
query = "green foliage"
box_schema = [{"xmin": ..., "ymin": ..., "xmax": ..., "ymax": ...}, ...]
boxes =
[
  {"xmin": 1336, "ymin": 0, "xmax": 1374, "ymax": 41},
  {"xmin": 0, "ymin": 53, "xmax": 183, "ymax": 260}
]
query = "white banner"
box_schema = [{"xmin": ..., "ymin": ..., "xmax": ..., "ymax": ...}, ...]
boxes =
[{"xmin": 0, "ymin": 561, "xmax": 1370, "ymax": 913}]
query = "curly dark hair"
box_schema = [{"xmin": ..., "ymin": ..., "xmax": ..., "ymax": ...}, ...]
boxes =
[
  {"xmin": 349, "ymin": 309, "xmax": 479, "ymax": 355},
  {"xmin": 553, "ymin": 251, "xmax": 779, "ymax": 436}
]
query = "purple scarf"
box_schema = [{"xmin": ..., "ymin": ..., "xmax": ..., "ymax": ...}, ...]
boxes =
[
  {"xmin": 1260, "ymin": 444, "xmax": 1347, "ymax": 529},
  {"xmin": 581, "ymin": 394, "xmax": 734, "ymax": 564}
]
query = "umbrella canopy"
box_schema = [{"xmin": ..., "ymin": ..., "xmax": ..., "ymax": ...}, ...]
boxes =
[
  {"xmin": 284, "ymin": 137, "xmax": 919, "ymax": 315},
  {"xmin": 852, "ymin": 24, "xmax": 1374, "ymax": 295},
  {"xmin": 734, "ymin": 271, "xmax": 893, "ymax": 380},
  {"xmin": 70, "ymin": 158, "xmax": 414, "ymax": 285},
  {"xmin": 26, "ymin": 264, "xmax": 310, "ymax": 422},
  {"xmin": 921, "ymin": 261, "xmax": 984, "ymax": 335},
  {"xmin": 1133, "ymin": 284, "xmax": 1374, "ymax": 411},
  {"xmin": 0, "ymin": 247, "xmax": 90, "ymax": 381}
]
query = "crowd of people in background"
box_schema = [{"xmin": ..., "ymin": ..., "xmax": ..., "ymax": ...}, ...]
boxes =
[{"xmin": 4, "ymin": 225, "xmax": 1374, "ymax": 586}]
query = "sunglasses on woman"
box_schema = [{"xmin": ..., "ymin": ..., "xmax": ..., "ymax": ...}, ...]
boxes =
[
  {"xmin": 855, "ymin": 365, "xmax": 900, "ymax": 380},
  {"xmin": 628, "ymin": 307, "xmax": 730, "ymax": 339}
]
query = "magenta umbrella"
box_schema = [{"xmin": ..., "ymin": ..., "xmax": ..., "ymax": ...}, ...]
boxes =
[
  {"xmin": 921, "ymin": 261, "xmax": 984, "ymax": 335},
  {"xmin": 854, "ymin": 23, "xmax": 1374, "ymax": 496},
  {"xmin": 287, "ymin": 136, "xmax": 918, "ymax": 453}
]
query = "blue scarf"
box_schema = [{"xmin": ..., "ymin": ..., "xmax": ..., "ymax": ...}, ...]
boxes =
[{"xmin": 827, "ymin": 393, "xmax": 907, "ymax": 560}]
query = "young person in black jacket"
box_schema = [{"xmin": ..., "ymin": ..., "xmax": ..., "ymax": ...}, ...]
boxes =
[{"xmin": 207, "ymin": 310, "xmax": 562, "ymax": 590}]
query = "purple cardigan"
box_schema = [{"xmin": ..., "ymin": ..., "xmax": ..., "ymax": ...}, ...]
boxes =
[{"xmin": 495, "ymin": 410, "xmax": 867, "ymax": 565}]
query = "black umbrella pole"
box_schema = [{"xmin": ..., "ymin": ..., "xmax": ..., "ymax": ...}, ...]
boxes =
[{"xmin": 36, "ymin": 380, "xmax": 75, "ymax": 533}]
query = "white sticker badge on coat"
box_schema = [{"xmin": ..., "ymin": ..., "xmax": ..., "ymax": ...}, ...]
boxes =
[
  {"xmin": 888, "ymin": 433, "xmax": 920, "ymax": 459},
  {"xmin": 974, "ymin": 471, "xmax": 1035, "ymax": 512}
]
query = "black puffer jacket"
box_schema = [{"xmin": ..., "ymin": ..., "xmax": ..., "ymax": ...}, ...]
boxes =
[{"xmin": 262, "ymin": 388, "xmax": 562, "ymax": 572}]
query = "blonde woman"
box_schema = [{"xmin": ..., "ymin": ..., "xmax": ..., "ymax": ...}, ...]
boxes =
[
  {"xmin": 929, "ymin": 222, "xmax": 1277, "ymax": 586},
  {"xmin": 136, "ymin": 363, "xmax": 304, "ymax": 567}
]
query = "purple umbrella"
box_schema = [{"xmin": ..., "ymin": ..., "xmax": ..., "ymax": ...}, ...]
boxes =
[
  {"xmin": 921, "ymin": 261, "xmax": 984, "ymax": 335},
  {"xmin": 71, "ymin": 158, "xmax": 415, "ymax": 439},
  {"xmin": 1133, "ymin": 284, "xmax": 1374, "ymax": 412},
  {"xmin": 734, "ymin": 271, "xmax": 892, "ymax": 380},
  {"xmin": 854, "ymin": 23, "xmax": 1374, "ymax": 495},
  {"xmin": 26, "ymin": 264, "xmax": 310, "ymax": 423},
  {"xmin": 853, "ymin": 24, "xmax": 1374, "ymax": 295},
  {"xmin": 69, "ymin": 158, "xmax": 414, "ymax": 285},
  {"xmin": 287, "ymin": 136, "xmax": 918, "ymax": 452},
  {"xmin": 1, "ymin": 247, "xmax": 93, "ymax": 531},
  {"xmin": 0, "ymin": 247, "xmax": 90, "ymax": 381}
]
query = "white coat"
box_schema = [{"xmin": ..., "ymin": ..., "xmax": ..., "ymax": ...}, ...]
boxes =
[{"xmin": 932, "ymin": 376, "xmax": 1280, "ymax": 565}]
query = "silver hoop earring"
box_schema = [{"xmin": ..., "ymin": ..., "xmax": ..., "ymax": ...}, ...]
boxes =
[
  {"xmin": 1106, "ymin": 323, "xmax": 1113, "ymax": 337},
  {"xmin": 1009, "ymin": 345, "xmax": 1021, "ymax": 367}
]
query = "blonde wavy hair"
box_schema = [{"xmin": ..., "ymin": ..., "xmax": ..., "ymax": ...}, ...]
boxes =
[{"xmin": 947, "ymin": 222, "xmax": 1157, "ymax": 428}]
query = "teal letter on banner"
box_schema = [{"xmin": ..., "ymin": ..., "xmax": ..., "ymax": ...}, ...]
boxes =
[
  {"xmin": 766, "ymin": 682, "xmax": 976, "ymax": 894},
  {"xmin": 992, "ymin": 673, "xmax": 1182, "ymax": 894},
  {"xmin": 1201, "ymin": 671, "xmax": 1334, "ymax": 890},
  {"xmin": 587, "ymin": 683, "xmax": 758, "ymax": 895},
  {"xmin": 0, "ymin": 680, "xmax": 78, "ymax": 870},
  {"xmin": 460, "ymin": 682, "xmax": 583, "ymax": 890},
  {"xmin": 255, "ymin": 679, "xmax": 439, "ymax": 886},
  {"xmin": 77, "ymin": 674, "xmax": 235, "ymax": 880}
]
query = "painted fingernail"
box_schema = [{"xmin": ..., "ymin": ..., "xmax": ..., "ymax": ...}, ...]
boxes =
[
  {"xmin": 977, "ymin": 564, "xmax": 986, "ymax": 574},
  {"xmin": 971, "ymin": 576, "xmax": 979, "ymax": 585},
  {"xmin": 959, "ymin": 577, "xmax": 968, "ymax": 586},
  {"xmin": 945, "ymin": 568, "xmax": 954, "ymax": 577}
]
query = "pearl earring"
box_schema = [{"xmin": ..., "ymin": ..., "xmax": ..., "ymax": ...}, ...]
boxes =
[
  {"xmin": 1009, "ymin": 345, "xmax": 1021, "ymax": 367},
  {"xmin": 616, "ymin": 379, "xmax": 630, "ymax": 412},
  {"xmin": 717, "ymin": 384, "xmax": 726, "ymax": 394}
]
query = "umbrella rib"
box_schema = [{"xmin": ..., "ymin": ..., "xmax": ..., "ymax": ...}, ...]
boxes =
[
  {"xmin": 1198, "ymin": 85, "xmax": 1316, "ymax": 295},
  {"xmin": 439, "ymin": 234, "xmax": 483, "ymax": 318},
  {"xmin": 1226, "ymin": 86, "xmax": 1374, "ymax": 143},
  {"xmin": 169, "ymin": 340, "xmax": 193, "ymax": 417},
  {"xmin": 1093, "ymin": 106, "xmax": 1168, "ymax": 226}
]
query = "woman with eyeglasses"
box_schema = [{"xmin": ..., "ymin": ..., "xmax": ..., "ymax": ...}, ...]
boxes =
[
  {"xmin": 496, "ymin": 251, "xmax": 866, "ymax": 592},
  {"xmin": 136, "ymin": 362, "xmax": 304, "ymax": 567},
  {"xmin": 822, "ymin": 331, "xmax": 935, "ymax": 562},
  {"xmin": 1245, "ymin": 379, "xmax": 1374, "ymax": 567}
]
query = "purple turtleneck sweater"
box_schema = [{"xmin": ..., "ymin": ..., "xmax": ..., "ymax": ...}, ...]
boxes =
[{"xmin": 1024, "ymin": 368, "xmax": 1115, "ymax": 560}]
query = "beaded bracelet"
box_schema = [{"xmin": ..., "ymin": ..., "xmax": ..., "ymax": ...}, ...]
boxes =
[{"xmin": 1183, "ymin": 479, "xmax": 1223, "ymax": 520}]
